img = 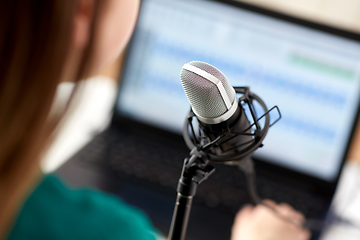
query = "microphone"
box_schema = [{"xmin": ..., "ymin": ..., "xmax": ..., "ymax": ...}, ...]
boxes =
[
  {"xmin": 180, "ymin": 61, "xmax": 276, "ymax": 162},
  {"xmin": 168, "ymin": 61, "xmax": 281, "ymax": 240}
]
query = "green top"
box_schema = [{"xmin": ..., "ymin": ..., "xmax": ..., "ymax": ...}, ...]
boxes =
[{"xmin": 8, "ymin": 175, "xmax": 160, "ymax": 240}]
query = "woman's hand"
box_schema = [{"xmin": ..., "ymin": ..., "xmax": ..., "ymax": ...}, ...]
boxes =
[{"xmin": 231, "ymin": 200, "xmax": 311, "ymax": 240}]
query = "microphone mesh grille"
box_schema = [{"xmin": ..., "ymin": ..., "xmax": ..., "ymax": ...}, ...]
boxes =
[{"xmin": 180, "ymin": 61, "xmax": 235, "ymax": 119}]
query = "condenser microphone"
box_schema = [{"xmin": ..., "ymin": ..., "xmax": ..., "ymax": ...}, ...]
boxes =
[
  {"xmin": 180, "ymin": 61, "xmax": 255, "ymax": 159},
  {"xmin": 169, "ymin": 61, "xmax": 281, "ymax": 240}
]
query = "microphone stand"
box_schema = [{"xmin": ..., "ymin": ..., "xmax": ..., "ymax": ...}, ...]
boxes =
[
  {"xmin": 168, "ymin": 87, "xmax": 281, "ymax": 239},
  {"xmin": 168, "ymin": 149, "xmax": 215, "ymax": 240}
]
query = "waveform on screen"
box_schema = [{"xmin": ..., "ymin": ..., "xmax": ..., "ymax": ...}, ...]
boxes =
[
  {"xmin": 280, "ymin": 116, "xmax": 335, "ymax": 143},
  {"xmin": 288, "ymin": 53, "xmax": 356, "ymax": 81},
  {"xmin": 132, "ymin": 37, "xmax": 343, "ymax": 143},
  {"xmin": 147, "ymin": 37, "xmax": 347, "ymax": 107},
  {"xmin": 243, "ymin": 103, "xmax": 336, "ymax": 143}
]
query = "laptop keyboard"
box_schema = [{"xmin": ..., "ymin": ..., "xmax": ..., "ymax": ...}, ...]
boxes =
[{"xmin": 72, "ymin": 126, "xmax": 328, "ymax": 221}]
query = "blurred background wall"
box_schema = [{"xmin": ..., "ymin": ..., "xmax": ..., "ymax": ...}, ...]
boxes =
[{"xmin": 239, "ymin": 0, "xmax": 360, "ymax": 33}]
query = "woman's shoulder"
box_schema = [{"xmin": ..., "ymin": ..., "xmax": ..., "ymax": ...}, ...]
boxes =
[{"xmin": 8, "ymin": 174, "xmax": 160, "ymax": 240}]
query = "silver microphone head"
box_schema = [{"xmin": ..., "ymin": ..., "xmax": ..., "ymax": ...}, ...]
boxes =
[{"xmin": 180, "ymin": 61, "xmax": 238, "ymax": 124}]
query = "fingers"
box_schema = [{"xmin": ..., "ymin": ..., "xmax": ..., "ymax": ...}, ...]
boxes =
[
  {"xmin": 262, "ymin": 199, "xmax": 306, "ymax": 226},
  {"xmin": 239, "ymin": 204, "xmax": 254, "ymax": 216},
  {"xmin": 234, "ymin": 204, "xmax": 253, "ymax": 223},
  {"xmin": 262, "ymin": 201, "xmax": 311, "ymax": 240},
  {"xmin": 231, "ymin": 205, "xmax": 254, "ymax": 240},
  {"xmin": 297, "ymin": 228, "xmax": 311, "ymax": 240},
  {"xmin": 263, "ymin": 199, "xmax": 276, "ymax": 208},
  {"xmin": 277, "ymin": 203, "xmax": 306, "ymax": 226},
  {"xmin": 231, "ymin": 200, "xmax": 311, "ymax": 240}
]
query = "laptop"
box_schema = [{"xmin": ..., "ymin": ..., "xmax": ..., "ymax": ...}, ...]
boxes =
[{"xmin": 57, "ymin": 0, "xmax": 360, "ymax": 239}]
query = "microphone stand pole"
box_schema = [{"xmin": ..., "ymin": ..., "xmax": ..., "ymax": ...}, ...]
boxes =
[{"xmin": 168, "ymin": 152, "xmax": 215, "ymax": 240}]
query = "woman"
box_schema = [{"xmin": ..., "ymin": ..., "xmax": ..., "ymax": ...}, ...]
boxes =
[{"xmin": 0, "ymin": 0, "xmax": 310, "ymax": 239}]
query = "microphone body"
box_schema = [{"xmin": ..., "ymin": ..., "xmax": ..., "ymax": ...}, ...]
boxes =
[{"xmin": 200, "ymin": 105, "xmax": 252, "ymax": 156}]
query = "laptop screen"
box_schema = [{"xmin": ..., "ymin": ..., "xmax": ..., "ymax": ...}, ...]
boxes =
[{"xmin": 116, "ymin": 0, "xmax": 360, "ymax": 182}]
